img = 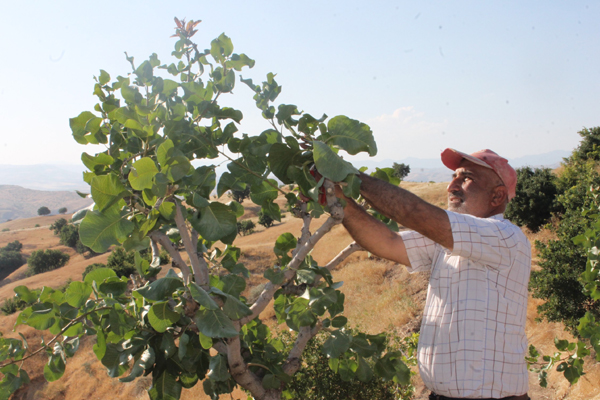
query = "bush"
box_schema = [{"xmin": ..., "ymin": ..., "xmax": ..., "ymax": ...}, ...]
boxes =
[
  {"xmin": 257, "ymin": 210, "xmax": 274, "ymax": 228},
  {"xmin": 26, "ymin": 249, "xmax": 70, "ymax": 276},
  {"xmin": 392, "ymin": 162, "xmax": 410, "ymax": 181},
  {"xmin": 505, "ymin": 167, "xmax": 560, "ymax": 232},
  {"xmin": 237, "ymin": 219, "xmax": 255, "ymax": 236},
  {"xmin": 37, "ymin": 206, "xmax": 51, "ymax": 216},
  {"xmin": 3, "ymin": 241, "xmax": 23, "ymax": 252},
  {"xmin": 50, "ymin": 218, "xmax": 68, "ymax": 235},
  {"xmin": 106, "ymin": 247, "xmax": 138, "ymax": 278},
  {"xmin": 58, "ymin": 207, "xmax": 68, "ymax": 214},
  {"xmin": 0, "ymin": 251, "xmax": 25, "ymax": 280},
  {"xmin": 1, "ymin": 297, "xmax": 29, "ymax": 315},
  {"xmin": 231, "ymin": 186, "xmax": 250, "ymax": 203},
  {"xmin": 530, "ymin": 140, "xmax": 600, "ymax": 335},
  {"xmin": 59, "ymin": 224, "xmax": 79, "ymax": 248},
  {"xmin": 283, "ymin": 330, "xmax": 416, "ymax": 400}
]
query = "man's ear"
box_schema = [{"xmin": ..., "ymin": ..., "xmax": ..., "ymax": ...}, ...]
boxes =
[{"xmin": 490, "ymin": 185, "xmax": 508, "ymax": 207}]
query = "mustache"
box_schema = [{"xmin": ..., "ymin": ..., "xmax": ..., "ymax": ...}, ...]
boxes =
[{"xmin": 448, "ymin": 191, "xmax": 464, "ymax": 201}]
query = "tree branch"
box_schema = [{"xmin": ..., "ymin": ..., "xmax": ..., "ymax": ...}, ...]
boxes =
[
  {"xmin": 174, "ymin": 200, "xmax": 208, "ymax": 287},
  {"xmin": 241, "ymin": 180, "xmax": 345, "ymax": 325},
  {"xmin": 225, "ymin": 325, "xmax": 265, "ymax": 399},
  {"xmin": 149, "ymin": 231, "xmax": 191, "ymax": 282},
  {"xmin": 0, "ymin": 306, "xmax": 112, "ymax": 368},
  {"xmin": 282, "ymin": 321, "xmax": 323, "ymax": 376}
]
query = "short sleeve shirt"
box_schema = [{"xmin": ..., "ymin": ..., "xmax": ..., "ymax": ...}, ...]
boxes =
[{"xmin": 400, "ymin": 211, "xmax": 531, "ymax": 398}]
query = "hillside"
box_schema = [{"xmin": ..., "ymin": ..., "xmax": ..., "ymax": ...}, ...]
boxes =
[
  {"xmin": 0, "ymin": 185, "xmax": 93, "ymax": 222},
  {"xmin": 0, "ymin": 184, "xmax": 599, "ymax": 400}
]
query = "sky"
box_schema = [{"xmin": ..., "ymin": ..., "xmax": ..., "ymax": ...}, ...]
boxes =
[{"xmin": 0, "ymin": 1, "xmax": 597, "ymax": 168}]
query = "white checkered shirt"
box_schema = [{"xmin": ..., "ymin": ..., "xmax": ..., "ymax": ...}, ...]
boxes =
[{"xmin": 400, "ymin": 211, "xmax": 531, "ymax": 398}]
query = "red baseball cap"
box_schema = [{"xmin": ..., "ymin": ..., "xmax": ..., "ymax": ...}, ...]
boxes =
[{"xmin": 441, "ymin": 148, "xmax": 517, "ymax": 200}]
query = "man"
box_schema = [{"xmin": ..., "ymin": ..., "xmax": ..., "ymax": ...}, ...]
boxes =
[{"xmin": 339, "ymin": 149, "xmax": 531, "ymax": 400}]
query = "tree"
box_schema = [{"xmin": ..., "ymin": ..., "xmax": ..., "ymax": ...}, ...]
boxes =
[
  {"xmin": 391, "ymin": 162, "xmax": 410, "ymax": 181},
  {"xmin": 26, "ymin": 249, "xmax": 70, "ymax": 276},
  {"xmin": 58, "ymin": 207, "xmax": 68, "ymax": 214},
  {"xmin": 525, "ymin": 130, "xmax": 600, "ymax": 387},
  {"xmin": 505, "ymin": 167, "xmax": 560, "ymax": 232},
  {"xmin": 37, "ymin": 206, "xmax": 50, "ymax": 216},
  {"xmin": 0, "ymin": 19, "xmax": 408, "ymax": 400}
]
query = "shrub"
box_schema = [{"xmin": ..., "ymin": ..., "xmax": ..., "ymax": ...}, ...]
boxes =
[
  {"xmin": 37, "ymin": 206, "xmax": 51, "ymax": 216},
  {"xmin": 530, "ymin": 139, "xmax": 600, "ymax": 335},
  {"xmin": 257, "ymin": 210, "xmax": 274, "ymax": 228},
  {"xmin": 106, "ymin": 247, "xmax": 138, "ymax": 278},
  {"xmin": 1, "ymin": 297, "xmax": 28, "ymax": 315},
  {"xmin": 59, "ymin": 224, "xmax": 79, "ymax": 248},
  {"xmin": 392, "ymin": 162, "xmax": 410, "ymax": 181},
  {"xmin": 505, "ymin": 167, "xmax": 560, "ymax": 232},
  {"xmin": 0, "ymin": 251, "xmax": 25, "ymax": 280},
  {"xmin": 231, "ymin": 186, "xmax": 250, "ymax": 203},
  {"xmin": 58, "ymin": 207, "xmax": 68, "ymax": 214},
  {"xmin": 1, "ymin": 228, "xmax": 9, "ymax": 232},
  {"xmin": 26, "ymin": 249, "xmax": 70, "ymax": 276},
  {"xmin": 237, "ymin": 219, "xmax": 255, "ymax": 236},
  {"xmin": 3, "ymin": 241, "xmax": 23, "ymax": 252},
  {"xmin": 283, "ymin": 330, "xmax": 416, "ymax": 400},
  {"xmin": 49, "ymin": 218, "xmax": 68, "ymax": 235}
]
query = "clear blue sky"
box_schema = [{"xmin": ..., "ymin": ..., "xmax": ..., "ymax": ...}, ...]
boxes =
[{"xmin": 0, "ymin": 1, "xmax": 597, "ymax": 166}]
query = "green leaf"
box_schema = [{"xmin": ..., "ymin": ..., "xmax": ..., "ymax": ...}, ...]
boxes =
[
  {"xmin": 65, "ymin": 281, "xmax": 92, "ymax": 308},
  {"xmin": 191, "ymin": 202, "xmax": 237, "ymax": 242},
  {"xmin": 90, "ymin": 174, "xmax": 130, "ymax": 212},
  {"xmin": 84, "ymin": 267, "xmax": 117, "ymax": 285},
  {"xmin": 250, "ymin": 179, "xmax": 279, "ymax": 207},
  {"xmin": 148, "ymin": 301, "xmax": 181, "ymax": 333},
  {"xmin": 194, "ymin": 308, "xmax": 239, "ymax": 338},
  {"xmin": 189, "ymin": 282, "xmax": 218, "ymax": 310},
  {"xmin": 264, "ymin": 268, "xmax": 285, "ymax": 285},
  {"xmin": 43, "ymin": 354, "xmax": 66, "ymax": 382},
  {"xmin": 80, "ymin": 208, "xmax": 134, "ymax": 253},
  {"xmin": 129, "ymin": 157, "xmax": 159, "ymax": 190},
  {"xmin": 24, "ymin": 303, "xmax": 56, "ymax": 330},
  {"xmin": 222, "ymin": 295, "xmax": 252, "ymax": 320},
  {"xmin": 313, "ymin": 140, "xmax": 359, "ymax": 182},
  {"xmin": 159, "ymin": 201, "xmax": 176, "ymax": 220},
  {"xmin": 355, "ymin": 356, "xmax": 374, "ymax": 382},
  {"xmin": 136, "ymin": 271, "xmax": 184, "ymax": 301},
  {"xmin": 14, "ymin": 286, "xmax": 38, "ymax": 303},
  {"xmin": 120, "ymin": 347, "xmax": 155, "ymax": 383},
  {"xmin": 322, "ymin": 330, "xmax": 351, "ymax": 358},
  {"xmin": 262, "ymin": 374, "xmax": 281, "ymax": 389},
  {"xmin": 221, "ymin": 275, "xmax": 246, "ymax": 297},
  {"xmin": 149, "ymin": 370, "xmax": 182, "ymax": 400},
  {"xmin": 70, "ymin": 111, "xmax": 96, "ymax": 143},
  {"xmin": 207, "ymin": 354, "xmax": 230, "ymax": 382},
  {"xmin": 210, "ymin": 34, "xmax": 234, "ymax": 63},
  {"xmin": 325, "ymin": 115, "xmax": 377, "ymax": 156}
]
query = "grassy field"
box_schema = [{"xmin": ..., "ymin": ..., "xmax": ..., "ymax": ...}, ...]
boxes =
[{"xmin": 1, "ymin": 183, "xmax": 599, "ymax": 400}]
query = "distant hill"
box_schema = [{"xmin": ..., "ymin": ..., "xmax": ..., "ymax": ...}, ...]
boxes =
[
  {"xmin": 352, "ymin": 150, "xmax": 570, "ymax": 182},
  {"xmin": 0, "ymin": 164, "xmax": 88, "ymax": 191},
  {"xmin": 0, "ymin": 185, "xmax": 93, "ymax": 222}
]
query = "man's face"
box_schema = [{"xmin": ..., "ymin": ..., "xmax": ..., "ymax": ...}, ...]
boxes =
[{"xmin": 446, "ymin": 160, "xmax": 503, "ymax": 217}]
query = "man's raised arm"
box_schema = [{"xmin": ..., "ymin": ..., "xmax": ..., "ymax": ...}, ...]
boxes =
[{"xmin": 340, "ymin": 173, "xmax": 453, "ymax": 263}]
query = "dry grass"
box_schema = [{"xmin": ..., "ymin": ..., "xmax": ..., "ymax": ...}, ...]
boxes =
[{"xmin": 2, "ymin": 183, "xmax": 600, "ymax": 400}]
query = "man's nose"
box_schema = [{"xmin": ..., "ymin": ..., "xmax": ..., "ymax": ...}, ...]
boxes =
[{"xmin": 447, "ymin": 178, "xmax": 461, "ymax": 193}]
